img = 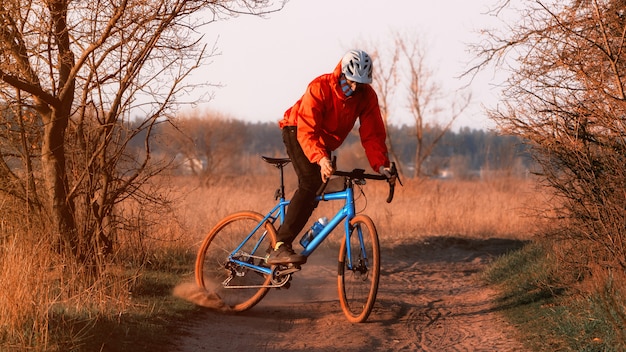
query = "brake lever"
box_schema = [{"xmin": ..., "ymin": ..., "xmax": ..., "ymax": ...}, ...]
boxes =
[
  {"xmin": 385, "ymin": 162, "xmax": 401, "ymax": 203},
  {"xmin": 392, "ymin": 162, "xmax": 403, "ymax": 187}
]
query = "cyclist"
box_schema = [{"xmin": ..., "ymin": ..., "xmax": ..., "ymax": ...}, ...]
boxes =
[{"xmin": 267, "ymin": 49, "xmax": 396, "ymax": 265}]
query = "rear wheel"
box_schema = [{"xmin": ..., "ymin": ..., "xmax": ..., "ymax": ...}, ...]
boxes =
[
  {"xmin": 337, "ymin": 215, "xmax": 380, "ymax": 323},
  {"xmin": 195, "ymin": 211, "xmax": 276, "ymax": 312}
]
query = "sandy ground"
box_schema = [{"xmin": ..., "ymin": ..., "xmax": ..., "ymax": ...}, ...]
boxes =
[{"xmin": 172, "ymin": 236, "xmax": 529, "ymax": 351}]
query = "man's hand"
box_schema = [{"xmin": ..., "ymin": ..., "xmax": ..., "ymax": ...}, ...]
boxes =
[
  {"xmin": 379, "ymin": 165, "xmax": 397, "ymax": 185},
  {"xmin": 318, "ymin": 156, "xmax": 334, "ymax": 182}
]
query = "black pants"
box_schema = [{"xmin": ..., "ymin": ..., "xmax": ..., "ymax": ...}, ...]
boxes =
[{"xmin": 277, "ymin": 127, "xmax": 324, "ymax": 244}]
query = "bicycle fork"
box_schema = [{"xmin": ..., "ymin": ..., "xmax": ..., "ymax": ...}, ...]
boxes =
[{"xmin": 342, "ymin": 222, "xmax": 370, "ymax": 279}]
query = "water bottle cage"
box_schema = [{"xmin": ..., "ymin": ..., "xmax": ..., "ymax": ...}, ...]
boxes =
[{"xmin": 300, "ymin": 218, "xmax": 327, "ymax": 248}]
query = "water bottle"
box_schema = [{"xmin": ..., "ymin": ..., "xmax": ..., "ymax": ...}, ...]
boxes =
[{"xmin": 300, "ymin": 217, "xmax": 328, "ymax": 248}]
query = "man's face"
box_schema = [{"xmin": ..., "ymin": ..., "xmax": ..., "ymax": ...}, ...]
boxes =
[{"xmin": 346, "ymin": 79, "xmax": 359, "ymax": 92}]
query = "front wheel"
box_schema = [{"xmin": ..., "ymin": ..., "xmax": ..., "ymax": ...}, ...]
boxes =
[
  {"xmin": 195, "ymin": 211, "xmax": 277, "ymax": 312},
  {"xmin": 337, "ymin": 214, "xmax": 380, "ymax": 323}
]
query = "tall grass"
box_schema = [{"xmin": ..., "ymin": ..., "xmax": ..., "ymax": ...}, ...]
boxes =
[
  {"xmin": 0, "ymin": 227, "xmax": 137, "ymax": 351},
  {"xmin": 368, "ymin": 177, "xmax": 546, "ymax": 240},
  {"xmin": 178, "ymin": 174, "xmax": 546, "ymax": 245},
  {"xmin": 0, "ymin": 235, "xmax": 53, "ymax": 349}
]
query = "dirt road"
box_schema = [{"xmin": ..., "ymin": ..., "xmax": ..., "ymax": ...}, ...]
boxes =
[{"xmin": 173, "ymin": 236, "xmax": 528, "ymax": 351}]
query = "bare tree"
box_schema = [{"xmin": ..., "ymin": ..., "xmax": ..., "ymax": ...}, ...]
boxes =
[
  {"xmin": 0, "ymin": 0, "xmax": 285, "ymax": 265},
  {"xmin": 369, "ymin": 41, "xmax": 404, "ymax": 175},
  {"xmin": 161, "ymin": 111, "xmax": 247, "ymax": 185},
  {"xmin": 470, "ymin": 0, "xmax": 626, "ymax": 270},
  {"xmin": 397, "ymin": 34, "xmax": 471, "ymax": 178},
  {"xmin": 363, "ymin": 33, "xmax": 470, "ymax": 178}
]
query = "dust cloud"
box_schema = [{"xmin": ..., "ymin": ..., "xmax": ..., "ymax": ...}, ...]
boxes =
[{"xmin": 172, "ymin": 282, "xmax": 231, "ymax": 312}]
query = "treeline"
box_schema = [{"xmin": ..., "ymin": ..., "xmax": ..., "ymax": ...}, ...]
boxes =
[{"xmin": 137, "ymin": 117, "xmax": 532, "ymax": 180}]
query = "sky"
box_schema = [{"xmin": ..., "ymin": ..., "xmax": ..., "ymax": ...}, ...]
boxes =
[{"xmin": 188, "ymin": 0, "xmax": 509, "ymax": 130}]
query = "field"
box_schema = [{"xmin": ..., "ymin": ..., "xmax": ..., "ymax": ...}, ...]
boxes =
[{"xmin": 178, "ymin": 173, "xmax": 546, "ymax": 245}]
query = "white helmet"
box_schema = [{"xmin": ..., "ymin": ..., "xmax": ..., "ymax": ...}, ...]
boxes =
[{"xmin": 341, "ymin": 49, "xmax": 373, "ymax": 84}]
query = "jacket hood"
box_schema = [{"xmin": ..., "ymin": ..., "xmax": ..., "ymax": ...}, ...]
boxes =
[{"xmin": 332, "ymin": 59, "xmax": 343, "ymax": 80}]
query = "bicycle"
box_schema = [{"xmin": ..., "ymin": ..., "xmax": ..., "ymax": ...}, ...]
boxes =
[{"xmin": 194, "ymin": 156, "xmax": 399, "ymax": 323}]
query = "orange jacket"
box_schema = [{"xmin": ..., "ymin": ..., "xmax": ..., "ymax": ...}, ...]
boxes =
[{"xmin": 279, "ymin": 60, "xmax": 390, "ymax": 172}]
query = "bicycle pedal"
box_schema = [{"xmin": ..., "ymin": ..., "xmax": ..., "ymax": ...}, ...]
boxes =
[{"xmin": 275, "ymin": 265, "xmax": 301, "ymax": 276}]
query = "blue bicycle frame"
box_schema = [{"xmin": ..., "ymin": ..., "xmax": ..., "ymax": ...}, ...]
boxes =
[
  {"xmin": 195, "ymin": 156, "xmax": 397, "ymax": 322},
  {"xmin": 226, "ymin": 185, "xmax": 358, "ymax": 276}
]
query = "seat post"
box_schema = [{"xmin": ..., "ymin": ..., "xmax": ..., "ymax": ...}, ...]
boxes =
[
  {"xmin": 261, "ymin": 156, "xmax": 291, "ymax": 200},
  {"xmin": 278, "ymin": 163, "xmax": 286, "ymax": 200}
]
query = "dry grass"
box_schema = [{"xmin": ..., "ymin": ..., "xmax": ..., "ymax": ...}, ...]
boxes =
[
  {"xmin": 0, "ymin": 231, "xmax": 136, "ymax": 351},
  {"xmin": 0, "ymin": 235, "xmax": 53, "ymax": 349},
  {"xmin": 174, "ymin": 174, "xmax": 548, "ymax": 248},
  {"xmin": 380, "ymin": 177, "xmax": 549, "ymax": 240}
]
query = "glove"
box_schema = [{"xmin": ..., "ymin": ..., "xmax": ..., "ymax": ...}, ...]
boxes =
[
  {"xmin": 379, "ymin": 166, "xmax": 392, "ymax": 178},
  {"xmin": 379, "ymin": 165, "xmax": 397, "ymax": 185},
  {"xmin": 318, "ymin": 156, "xmax": 334, "ymax": 182}
]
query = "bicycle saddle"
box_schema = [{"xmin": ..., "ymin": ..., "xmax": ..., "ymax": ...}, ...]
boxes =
[{"xmin": 262, "ymin": 156, "xmax": 291, "ymax": 168}]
